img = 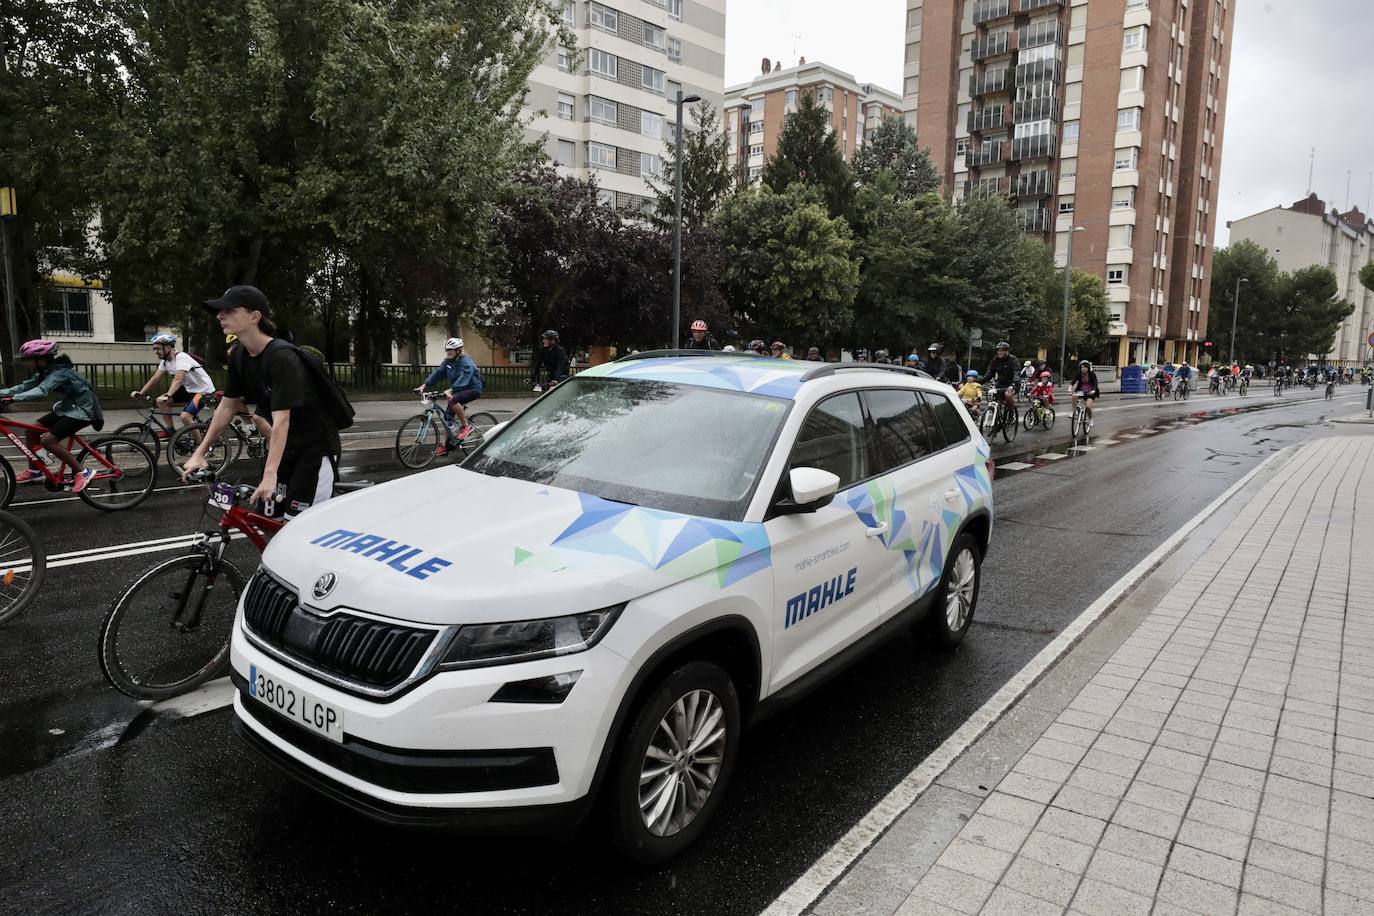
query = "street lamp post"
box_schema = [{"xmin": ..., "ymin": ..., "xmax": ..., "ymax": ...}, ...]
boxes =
[
  {"xmin": 1228, "ymin": 276, "xmax": 1248, "ymax": 364},
  {"xmin": 0, "ymin": 187, "xmax": 18, "ymax": 385},
  {"xmin": 671, "ymin": 90, "xmax": 702, "ymax": 349},
  {"xmin": 1058, "ymin": 226, "xmax": 1086, "ymax": 385}
]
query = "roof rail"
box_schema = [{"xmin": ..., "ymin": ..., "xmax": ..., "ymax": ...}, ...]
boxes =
[
  {"xmin": 799, "ymin": 362, "xmax": 934, "ymax": 383},
  {"xmin": 613, "ymin": 349, "xmax": 756, "ymax": 362}
]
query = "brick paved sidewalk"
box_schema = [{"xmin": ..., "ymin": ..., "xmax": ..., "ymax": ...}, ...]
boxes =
[{"xmin": 890, "ymin": 437, "xmax": 1374, "ymax": 915}]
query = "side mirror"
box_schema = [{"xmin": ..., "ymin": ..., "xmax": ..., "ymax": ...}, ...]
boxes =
[{"xmin": 774, "ymin": 467, "xmax": 840, "ymax": 515}]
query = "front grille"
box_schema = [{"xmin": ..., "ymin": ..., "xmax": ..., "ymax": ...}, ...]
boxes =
[{"xmin": 243, "ymin": 572, "xmax": 438, "ymax": 692}]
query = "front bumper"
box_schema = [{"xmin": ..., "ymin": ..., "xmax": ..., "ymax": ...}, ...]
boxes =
[{"xmin": 230, "ymin": 614, "xmax": 635, "ymax": 831}]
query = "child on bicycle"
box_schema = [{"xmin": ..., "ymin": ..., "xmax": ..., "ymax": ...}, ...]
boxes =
[
  {"xmin": 130, "ymin": 333, "xmax": 216, "ymax": 437},
  {"xmin": 957, "ymin": 370, "xmax": 983, "ymax": 413},
  {"xmin": 0, "ymin": 339, "xmax": 102, "ymax": 493},
  {"xmin": 415, "ymin": 337, "xmax": 483, "ymax": 456},
  {"xmin": 1029, "ymin": 370, "xmax": 1055, "ymax": 405}
]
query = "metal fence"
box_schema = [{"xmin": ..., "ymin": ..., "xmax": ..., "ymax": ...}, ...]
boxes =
[{"xmin": 75, "ymin": 362, "xmax": 542, "ymax": 398}]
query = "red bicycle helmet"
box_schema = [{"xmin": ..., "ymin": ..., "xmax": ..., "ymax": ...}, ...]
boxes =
[
  {"xmin": 690, "ymin": 320, "xmax": 708, "ymax": 331},
  {"xmin": 18, "ymin": 339, "xmax": 58, "ymax": 358}
]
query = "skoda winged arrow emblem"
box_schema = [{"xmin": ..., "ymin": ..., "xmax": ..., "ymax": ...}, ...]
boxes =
[{"xmin": 311, "ymin": 572, "xmax": 338, "ymax": 601}]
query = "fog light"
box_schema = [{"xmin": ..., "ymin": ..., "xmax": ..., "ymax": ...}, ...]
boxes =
[{"xmin": 490, "ymin": 670, "xmax": 583, "ymax": 704}]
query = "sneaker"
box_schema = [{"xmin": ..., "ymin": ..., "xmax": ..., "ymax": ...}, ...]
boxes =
[
  {"xmin": 457, "ymin": 424, "xmax": 474, "ymax": 442},
  {"xmin": 435, "ymin": 444, "xmax": 448, "ymax": 457},
  {"xmin": 15, "ymin": 467, "xmax": 44, "ymax": 484},
  {"xmin": 72, "ymin": 468, "xmax": 96, "ymax": 494}
]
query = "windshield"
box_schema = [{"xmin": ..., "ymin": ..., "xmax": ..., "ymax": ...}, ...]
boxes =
[{"xmin": 466, "ymin": 377, "xmax": 790, "ymax": 520}]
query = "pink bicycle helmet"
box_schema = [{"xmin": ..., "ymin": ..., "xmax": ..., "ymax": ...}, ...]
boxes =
[
  {"xmin": 18, "ymin": 339, "xmax": 58, "ymax": 358},
  {"xmin": 690, "ymin": 319, "xmax": 708, "ymax": 331}
]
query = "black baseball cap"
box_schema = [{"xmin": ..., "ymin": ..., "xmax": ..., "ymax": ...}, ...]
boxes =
[{"xmin": 203, "ymin": 285, "xmax": 271, "ymax": 316}]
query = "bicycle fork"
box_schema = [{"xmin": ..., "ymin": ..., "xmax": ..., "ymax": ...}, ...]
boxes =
[{"xmin": 169, "ymin": 560, "xmax": 219, "ymax": 633}]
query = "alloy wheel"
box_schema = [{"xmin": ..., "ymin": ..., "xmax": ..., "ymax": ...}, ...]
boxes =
[
  {"xmin": 638, "ymin": 689, "xmax": 727, "ymax": 838},
  {"xmin": 945, "ymin": 548, "xmax": 977, "ymax": 631}
]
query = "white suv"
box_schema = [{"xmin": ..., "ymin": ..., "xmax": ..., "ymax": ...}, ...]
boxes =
[{"xmin": 230, "ymin": 354, "xmax": 994, "ymax": 863}]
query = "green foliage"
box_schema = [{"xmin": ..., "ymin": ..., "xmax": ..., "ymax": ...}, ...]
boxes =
[
  {"xmin": 713, "ymin": 185, "xmax": 859, "ymax": 345},
  {"xmin": 1209, "ymin": 241, "xmax": 1353, "ymax": 361},
  {"xmin": 761, "ymin": 93, "xmax": 855, "ymax": 221},
  {"xmin": 851, "ymin": 117, "xmax": 940, "ymax": 199},
  {"xmin": 1360, "ymin": 261, "xmax": 1374, "ymax": 295},
  {"xmin": 652, "ymin": 100, "xmax": 734, "ymax": 231}
]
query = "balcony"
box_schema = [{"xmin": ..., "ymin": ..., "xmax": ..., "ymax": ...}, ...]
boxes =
[
  {"xmin": 1017, "ymin": 19, "xmax": 1062, "ymax": 49},
  {"xmin": 1012, "ymin": 132, "xmax": 1057, "ymax": 160},
  {"xmin": 965, "ymin": 141, "xmax": 1006, "ymax": 168},
  {"xmin": 1014, "ymin": 169, "xmax": 1055, "ymax": 197},
  {"xmin": 1018, "ymin": 0, "xmax": 1064, "ymax": 12},
  {"xmin": 972, "ymin": 0, "xmax": 1012, "ymax": 25},
  {"xmin": 963, "ymin": 177, "xmax": 1012, "ymax": 198},
  {"xmin": 969, "ymin": 70, "xmax": 1009, "ymax": 97},
  {"xmin": 967, "ymin": 105, "xmax": 1007, "ymax": 133},
  {"xmin": 1013, "ymin": 94, "xmax": 1059, "ymax": 122},
  {"xmin": 1021, "ymin": 207, "xmax": 1052, "ymax": 232},
  {"xmin": 1016, "ymin": 56, "xmax": 1061, "ymax": 86},
  {"xmin": 970, "ymin": 32, "xmax": 1011, "ymax": 61}
]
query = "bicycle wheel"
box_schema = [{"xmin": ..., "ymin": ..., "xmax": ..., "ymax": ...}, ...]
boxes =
[
  {"xmin": 1001, "ymin": 406, "xmax": 1019, "ymax": 443},
  {"xmin": 455, "ymin": 411, "xmax": 499, "ymax": 457},
  {"xmin": 396, "ymin": 414, "xmax": 440, "ymax": 469},
  {"xmin": 0, "ymin": 457, "xmax": 14, "ymax": 511},
  {"xmin": 1041, "ymin": 405, "xmax": 1056, "ymax": 430},
  {"xmin": 1022, "ymin": 406, "xmax": 1038, "ymax": 431},
  {"xmin": 112, "ymin": 422, "xmax": 161, "ymax": 471},
  {"xmin": 166, "ymin": 423, "xmax": 235, "ymax": 477},
  {"xmin": 99, "ymin": 554, "xmax": 246, "ymax": 700},
  {"xmin": 0, "ymin": 510, "xmax": 44, "ymax": 626},
  {"xmin": 75, "ymin": 436, "xmax": 157, "ymax": 511},
  {"xmin": 1183, "ymin": 384, "xmax": 1191, "ymax": 401}
]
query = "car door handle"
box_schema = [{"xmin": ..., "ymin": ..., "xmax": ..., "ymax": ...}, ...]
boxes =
[
  {"xmin": 943, "ymin": 489, "xmax": 961, "ymax": 501},
  {"xmin": 865, "ymin": 522, "xmax": 889, "ymax": 538}
]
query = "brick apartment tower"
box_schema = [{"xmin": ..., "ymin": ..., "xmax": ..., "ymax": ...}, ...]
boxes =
[{"xmin": 902, "ymin": 0, "xmax": 1235, "ymax": 366}]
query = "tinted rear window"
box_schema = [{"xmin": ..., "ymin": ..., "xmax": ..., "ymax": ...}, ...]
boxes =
[{"xmin": 923, "ymin": 391, "xmax": 971, "ymax": 449}]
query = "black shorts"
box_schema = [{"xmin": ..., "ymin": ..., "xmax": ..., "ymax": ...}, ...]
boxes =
[
  {"xmin": 37, "ymin": 413, "xmax": 90, "ymax": 441},
  {"xmin": 265, "ymin": 452, "xmax": 339, "ymax": 521},
  {"xmin": 450, "ymin": 388, "xmax": 482, "ymax": 406}
]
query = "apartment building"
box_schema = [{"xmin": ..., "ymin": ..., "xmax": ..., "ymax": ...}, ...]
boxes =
[
  {"xmin": 723, "ymin": 59, "xmax": 904, "ymax": 187},
  {"xmin": 526, "ymin": 0, "xmax": 726, "ymax": 216},
  {"xmin": 1230, "ymin": 194, "xmax": 1374, "ymax": 366},
  {"xmin": 903, "ymin": 0, "xmax": 1235, "ymax": 367}
]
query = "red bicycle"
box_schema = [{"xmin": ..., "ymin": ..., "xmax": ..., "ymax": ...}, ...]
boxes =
[
  {"xmin": 98, "ymin": 469, "xmax": 365, "ymax": 699},
  {"xmin": 0, "ymin": 408, "xmax": 157, "ymax": 510}
]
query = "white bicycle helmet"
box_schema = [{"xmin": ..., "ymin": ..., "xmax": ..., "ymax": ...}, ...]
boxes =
[
  {"xmin": 150, "ymin": 333, "xmax": 177, "ymax": 345},
  {"xmin": 444, "ymin": 337, "xmax": 463, "ymax": 350}
]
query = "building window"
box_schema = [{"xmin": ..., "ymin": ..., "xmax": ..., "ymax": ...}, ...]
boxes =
[
  {"xmin": 589, "ymin": 2, "xmax": 617, "ymax": 32},
  {"xmin": 666, "ymin": 0, "xmax": 682, "ymax": 20},
  {"xmin": 667, "ymin": 36, "xmax": 682, "ymax": 61},
  {"xmin": 558, "ymin": 48, "xmax": 571, "ymax": 72},
  {"xmin": 1058, "ymin": 196, "xmax": 1075, "ymax": 214},
  {"xmin": 817, "ymin": 86, "xmax": 833, "ymax": 105},
  {"xmin": 641, "ymin": 110, "xmax": 663, "ymax": 139},
  {"xmin": 1062, "ymin": 120, "xmax": 1080, "ymax": 142},
  {"xmin": 750, "ymin": 121, "xmax": 763, "ymax": 134},
  {"xmin": 1113, "ymin": 187, "xmax": 1136, "ymax": 209},
  {"xmin": 786, "ymin": 89, "xmax": 797, "ymax": 108},
  {"xmin": 749, "ymin": 144, "xmax": 763, "ymax": 156},
  {"xmin": 557, "ymin": 93, "xmax": 574, "ymax": 120},
  {"xmin": 640, "ymin": 152, "xmax": 662, "ymax": 177},
  {"xmin": 1122, "ymin": 26, "xmax": 1146, "ymax": 51},
  {"xmin": 641, "ymin": 65, "xmax": 665, "ymax": 93},
  {"xmin": 1107, "ymin": 267, "xmax": 1127, "ymax": 285},
  {"xmin": 590, "ymin": 96, "xmax": 617, "ymax": 124},
  {"xmin": 642, "ymin": 22, "xmax": 666, "ymax": 51},
  {"xmin": 1117, "ymin": 107, "xmax": 1142, "ymax": 131},
  {"xmin": 1126, "ymin": 0, "xmax": 1148, "ymax": 8},
  {"xmin": 955, "ymin": 137, "xmax": 968, "ymax": 157},
  {"xmin": 1015, "ymin": 119, "xmax": 1052, "ymax": 139},
  {"xmin": 1120, "ymin": 66, "xmax": 1145, "ymax": 92},
  {"xmin": 588, "ymin": 141, "xmax": 616, "ymax": 168},
  {"xmin": 1060, "ymin": 157, "xmax": 1076, "ymax": 179},
  {"xmin": 1114, "ymin": 147, "xmax": 1138, "ymax": 171},
  {"xmin": 597, "ymin": 188, "xmax": 615, "ymax": 207},
  {"xmin": 562, "ymin": 0, "xmax": 575, "ymax": 24},
  {"xmin": 589, "ymin": 48, "xmax": 617, "ymax": 78},
  {"xmin": 555, "ymin": 139, "xmax": 576, "ymax": 167},
  {"xmin": 747, "ymin": 165, "xmax": 761, "ymax": 179},
  {"xmin": 1109, "ymin": 224, "xmax": 1134, "ymax": 248},
  {"xmin": 904, "ymin": 76, "xmax": 919, "ymax": 95},
  {"xmin": 666, "ymin": 79, "xmax": 682, "ymax": 101},
  {"xmin": 41, "ymin": 288, "xmax": 93, "ymax": 335}
]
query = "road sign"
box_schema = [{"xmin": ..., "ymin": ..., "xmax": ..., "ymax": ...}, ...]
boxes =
[{"xmin": 970, "ymin": 328, "xmax": 983, "ymax": 341}]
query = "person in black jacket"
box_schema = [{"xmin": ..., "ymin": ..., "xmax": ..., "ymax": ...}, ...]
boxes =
[
  {"xmin": 921, "ymin": 343, "xmax": 944, "ymax": 379},
  {"xmin": 532, "ymin": 329, "xmax": 570, "ymax": 391},
  {"xmin": 1069, "ymin": 360, "xmax": 1101, "ymax": 428},
  {"xmin": 683, "ymin": 319, "xmax": 718, "ymax": 350},
  {"xmin": 985, "ymin": 341, "xmax": 1019, "ymax": 413}
]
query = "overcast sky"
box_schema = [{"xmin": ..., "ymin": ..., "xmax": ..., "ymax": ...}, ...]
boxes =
[{"xmin": 724, "ymin": 0, "xmax": 1374, "ymax": 245}]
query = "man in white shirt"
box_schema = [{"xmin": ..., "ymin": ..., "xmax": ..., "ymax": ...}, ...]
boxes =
[{"xmin": 132, "ymin": 333, "xmax": 217, "ymax": 436}]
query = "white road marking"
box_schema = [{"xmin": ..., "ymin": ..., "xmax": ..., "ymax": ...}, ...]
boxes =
[
  {"xmin": 7, "ymin": 482, "xmax": 198, "ymax": 509},
  {"xmin": 996, "ymin": 462, "xmax": 1034, "ymax": 471},
  {"xmin": 1069, "ymin": 445, "xmax": 1096, "ymax": 452},
  {"xmin": 762, "ymin": 448, "xmax": 1290, "ymax": 916},
  {"xmin": 1115, "ymin": 434, "xmax": 1141, "ymax": 440},
  {"xmin": 1037, "ymin": 453, "xmax": 1067, "ymax": 460},
  {"xmin": 150, "ymin": 677, "xmax": 234, "ymax": 717},
  {"xmin": 41, "ymin": 531, "xmax": 248, "ymax": 571},
  {"xmin": 1093, "ymin": 439, "xmax": 1118, "ymax": 446}
]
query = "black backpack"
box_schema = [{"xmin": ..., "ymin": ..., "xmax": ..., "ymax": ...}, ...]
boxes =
[{"xmin": 234, "ymin": 338, "xmax": 356, "ymax": 431}]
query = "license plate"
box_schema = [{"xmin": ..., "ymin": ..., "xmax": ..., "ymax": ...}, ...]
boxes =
[
  {"xmin": 248, "ymin": 663, "xmax": 345, "ymax": 743},
  {"xmin": 208, "ymin": 483, "xmax": 234, "ymax": 511}
]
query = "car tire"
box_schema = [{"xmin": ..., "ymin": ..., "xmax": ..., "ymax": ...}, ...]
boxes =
[
  {"xmin": 923, "ymin": 532, "xmax": 981, "ymax": 648},
  {"xmin": 606, "ymin": 660, "xmax": 741, "ymax": 866}
]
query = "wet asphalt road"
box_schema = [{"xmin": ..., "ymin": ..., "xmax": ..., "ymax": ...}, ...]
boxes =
[{"xmin": 1, "ymin": 384, "xmax": 1372, "ymax": 915}]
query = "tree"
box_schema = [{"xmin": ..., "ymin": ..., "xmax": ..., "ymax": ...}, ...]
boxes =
[
  {"xmin": 851, "ymin": 116, "xmax": 940, "ymax": 199},
  {"xmin": 651, "ymin": 100, "xmax": 734, "ymax": 231},
  {"xmin": 1360, "ymin": 261, "xmax": 1374, "ymax": 296},
  {"xmin": 1277, "ymin": 265, "xmax": 1353, "ymax": 359},
  {"xmin": 1209, "ymin": 241, "xmax": 1351, "ymax": 362},
  {"xmin": 761, "ymin": 92, "xmax": 855, "ymax": 221},
  {"xmin": 713, "ymin": 185, "xmax": 859, "ymax": 345}
]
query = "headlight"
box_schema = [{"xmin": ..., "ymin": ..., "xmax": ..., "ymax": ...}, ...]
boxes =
[{"xmin": 438, "ymin": 605, "xmax": 624, "ymax": 670}]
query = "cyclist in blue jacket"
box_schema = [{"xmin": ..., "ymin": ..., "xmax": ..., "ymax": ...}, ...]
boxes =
[{"xmin": 416, "ymin": 337, "xmax": 483, "ymax": 455}]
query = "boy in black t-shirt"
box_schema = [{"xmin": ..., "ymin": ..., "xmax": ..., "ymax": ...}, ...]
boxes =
[{"xmin": 182, "ymin": 285, "xmax": 341, "ymax": 520}]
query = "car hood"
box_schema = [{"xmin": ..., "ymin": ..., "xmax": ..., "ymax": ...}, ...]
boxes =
[{"xmin": 261, "ymin": 467, "xmax": 772, "ymax": 626}]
